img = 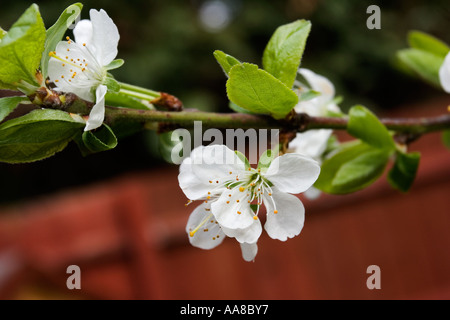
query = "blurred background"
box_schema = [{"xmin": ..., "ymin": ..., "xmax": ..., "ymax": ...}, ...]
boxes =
[{"xmin": 0, "ymin": 0, "xmax": 449, "ymax": 299}]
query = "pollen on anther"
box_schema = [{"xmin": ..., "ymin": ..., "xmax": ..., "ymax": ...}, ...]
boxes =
[
  {"xmin": 253, "ymin": 216, "xmax": 258, "ymax": 220},
  {"xmin": 274, "ymin": 210, "xmax": 278, "ymax": 214},
  {"xmin": 236, "ymin": 200, "xmax": 240, "ymax": 203},
  {"xmin": 83, "ymin": 43, "xmax": 86, "ymax": 46},
  {"xmin": 226, "ymin": 201, "xmax": 230, "ymax": 204},
  {"xmin": 237, "ymin": 211, "xmax": 241, "ymax": 215},
  {"xmin": 239, "ymin": 187, "xmax": 245, "ymax": 192},
  {"xmin": 268, "ymin": 193, "xmax": 272, "ymax": 196},
  {"xmin": 207, "ymin": 196, "xmax": 211, "ymax": 200}
]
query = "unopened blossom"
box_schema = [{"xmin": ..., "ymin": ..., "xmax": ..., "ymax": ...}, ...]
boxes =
[
  {"xmin": 179, "ymin": 144, "xmax": 320, "ymax": 261},
  {"xmin": 48, "ymin": 9, "xmax": 120, "ymax": 131},
  {"xmin": 439, "ymin": 52, "xmax": 450, "ymax": 93},
  {"xmin": 290, "ymin": 68, "xmax": 341, "ymax": 199}
]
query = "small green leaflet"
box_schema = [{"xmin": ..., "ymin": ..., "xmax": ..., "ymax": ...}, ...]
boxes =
[
  {"xmin": 407, "ymin": 30, "xmax": 450, "ymax": 58},
  {"xmin": 41, "ymin": 3, "xmax": 83, "ymax": 79},
  {"xmin": 0, "ymin": 109, "xmax": 85, "ymax": 163},
  {"xmin": 0, "ymin": 4, "xmax": 46, "ymax": 89},
  {"xmin": 81, "ymin": 124, "xmax": 118, "ymax": 153},
  {"xmin": 387, "ymin": 151, "xmax": 420, "ymax": 193},
  {"xmin": 314, "ymin": 141, "xmax": 390, "ymax": 194},
  {"xmin": 226, "ymin": 63, "xmax": 298, "ymax": 120},
  {"xmin": 396, "ymin": 48, "xmax": 444, "ymax": 88},
  {"xmin": 347, "ymin": 105, "xmax": 396, "ymax": 151},
  {"xmin": 262, "ymin": 20, "xmax": 311, "ymax": 88},
  {"xmin": 0, "ymin": 96, "xmax": 28, "ymax": 122},
  {"xmin": 213, "ymin": 50, "xmax": 241, "ymax": 77}
]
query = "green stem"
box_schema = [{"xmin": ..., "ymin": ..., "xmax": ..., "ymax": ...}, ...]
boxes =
[
  {"xmin": 118, "ymin": 82, "xmax": 160, "ymax": 99},
  {"xmin": 118, "ymin": 88, "xmax": 158, "ymax": 101},
  {"xmin": 104, "ymin": 106, "xmax": 450, "ymax": 135}
]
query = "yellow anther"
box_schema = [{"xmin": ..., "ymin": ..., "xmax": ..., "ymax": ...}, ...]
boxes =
[
  {"xmin": 236, "ymin": 200, "xmax": 240, "ymax": 203},
  {"xmin": 253, "ymin": 216, "xmax": 258, "ymax": 220},
  {"xmin": 237, "ymin": 211, "xmax": 241, "ymax": 214},
  {"xmin": 274, "ymin": 210, "xmax": 278, "ymax": 214},
  {"xmin": 268, "ymin": 193, "xmax": 272, "ymax": 196},
  {"xmin": 83, "ymin": 43, "xmax": 86, "ymax": 46},
  {"xmin": 206, "ymin": 196, "xmax": 211, "ymax": 200},
  {"xmin": 239, "ymin": 187, "xmax": 245, "ymax": 192}
]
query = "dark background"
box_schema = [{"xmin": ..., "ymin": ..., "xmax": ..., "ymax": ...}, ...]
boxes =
[{"xmin": 0, "ymin": 0, "xmax": 449, "ymax": 204}]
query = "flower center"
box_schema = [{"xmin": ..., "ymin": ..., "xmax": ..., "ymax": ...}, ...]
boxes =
[
  {"xmin": 207, "ymin": 167, "xmax": 278, "ymax": 219},
  {"xmin": 49, "ymin": 37, "xmax": 104, "ymax": 85}
]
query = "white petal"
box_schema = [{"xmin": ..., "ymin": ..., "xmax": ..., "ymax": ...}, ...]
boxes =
[
  {"xmin": 84, "ymin": 84, "xmax": 107, "ymax": 131},
  {"xmin": 178, "ymin": 156, "xmax": 219, "ymax": 200},
  {"xmin": 89, "ymin": 9, "xmax": 119, "ymax": 66},
  {"xmin": 289, "ymin": 130, "xmax": 332, "ymax": 159},
  {"xmin": 439, "ymin": 52, "xmax": 450, "ymax": 93},
  {"xmin": 190, "ymin": 145, "xmax": 246, "ymax": 186},
  {"xmin": 73, "ymin": 19, "xmax": 93, "ymax": 47},
  {"xmin": 221, "ymin": 219, "xmax": 262, "ymax": 244},
  {"xmin": 186, "ymin": 203, "xmax": 225, "ymax": 250},
  {"xmin": 263, "ymin": 188, "xmax": 305, "ymax": 241},
  {"xmin": 48, "ymin": 41, "xmax": 98, "ymax": 101},
  {"xmin": 240, "ymin": 242, "xmax": 258, "ymax": 262},
  {"xmin": 264, "ymin": 153, "xmax": 320, "ymax": 194},
  {"xmin": 298, "ymin": 68, "xmax": 335, "ymax": 101},
  {"xmin": 211, "ymin": 187, "xmax": 254, "ymax": 230}
]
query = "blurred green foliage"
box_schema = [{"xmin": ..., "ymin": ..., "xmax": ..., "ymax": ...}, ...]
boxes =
[{"xmin": 0, "ymin": 0, "xmax": 449, "ymax": 204}]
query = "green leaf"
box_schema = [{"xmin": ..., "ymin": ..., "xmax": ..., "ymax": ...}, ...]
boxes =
[
  {"xmin": 228, "ymin": 101, "xmax": 258, "ymax": 115},
  {"xmin": 387, "ymin": 151, "xmax": 420, "ymax": 192},
  {"xmin": 0, "ymin": 4, "xmax": 46, "ymax": 89},
  {"xmin": 41, "ymin": 3, "xmax": 83, "ymax": 79},
  {"xmin": 257, "ymin": 145, "xmax": 281, "ymax": 170},
  {"xmin": 396, "ymin": 48, "xmax": 444, "ymax": 87},
  {"xmin": 226, "ymin": 63, "xmax": 298, "ymax": 119},
  {"xmin": 408, "ymin": 30, "xmax": 450, "ymax": 58},
  {"xmin": 105, "ymin": 59, "xmax": 124, "ymax": 71},
  {"xmin": 442, "ymin": 130, "xmax": 450, "ymax": 150},
  {"xmin": 315, "ymin": 141, "xmax": 390, "ymax": 194},
  {"xmin": 348, "ymin": 105, "xmax": 396, "ymax": 150},
  {"xmin": 81, "ymin": 124, "xmax": 118, "ymax": 153},
  {"xmin": 213, "ymin": 50, "xmax": 241, "ymax": 76},
  {"xmin": 0, "ymin": 96, "xmax": 28, "ymax": 122},
  {"xmin": 0, "ymin": 109, "xmax": 85, "ymax": 163},
  {"xmin": 158, "ymin": 130, "xmax": 181, "ymax": 164},
  {"xmin": 262, "ymin": 20, "xmax": 311, "ymax": 88},
  {"xmin": 235, "ymin": 150, "xmax": 250, "ymax": 170}
]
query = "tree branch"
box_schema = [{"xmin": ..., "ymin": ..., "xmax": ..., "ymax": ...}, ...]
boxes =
[{"xmin": 105, "ymin": 106, "xmax": 450, "ymax": 135}]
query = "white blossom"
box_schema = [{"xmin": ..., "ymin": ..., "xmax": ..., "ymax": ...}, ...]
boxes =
[
  {"xmin": 179, "ymin": 144, "xmax": 320, "ymax": 261},
  {"xmin": 48, "ymin": 9, "xmax": 120, "ymax": 131},
  {"xmin": 290, "ymin": 68, "xmax": 341, "ymax": 199}
]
